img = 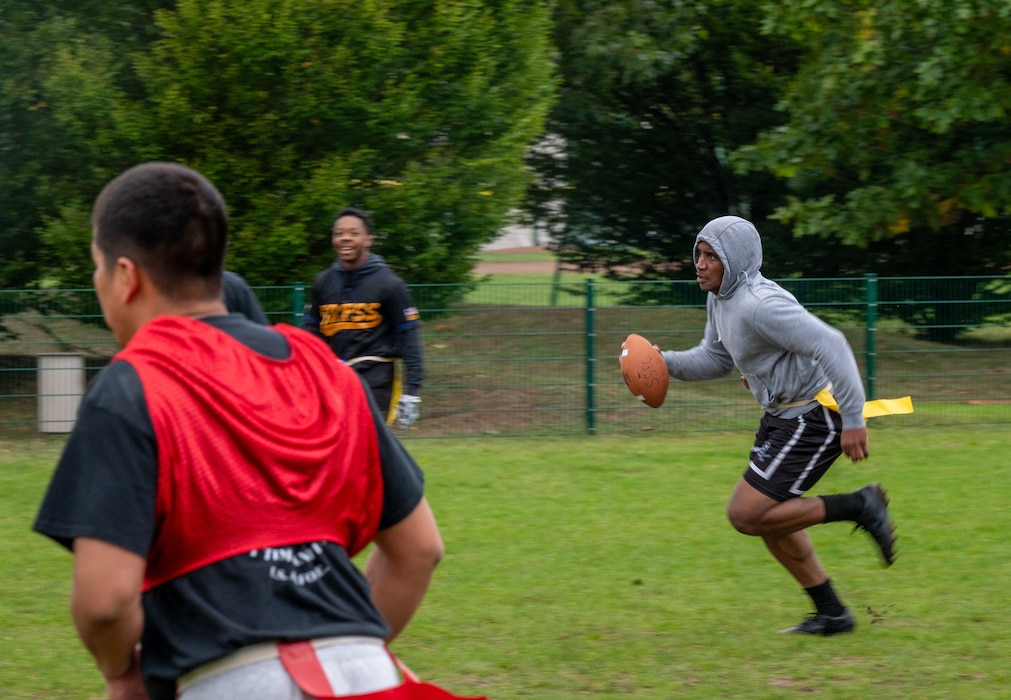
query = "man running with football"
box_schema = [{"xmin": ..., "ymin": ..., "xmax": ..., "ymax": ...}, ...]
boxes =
[{"xmin": 657, "ymin": 215, "xmax": 897, "ymax": 636}]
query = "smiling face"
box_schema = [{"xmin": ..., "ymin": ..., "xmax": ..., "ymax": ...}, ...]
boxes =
[
  {"xmin": 694, "ymin": 240, "xmax": 725, "ymax": 294},
  {"xmin": 332, "ymin": 214, "xmax": 373, "ymax": 270}
]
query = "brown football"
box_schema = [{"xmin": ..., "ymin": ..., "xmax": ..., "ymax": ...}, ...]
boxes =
[{"xmin": 619, "ymin": 333, "xmax": 669, "ymax": 408}]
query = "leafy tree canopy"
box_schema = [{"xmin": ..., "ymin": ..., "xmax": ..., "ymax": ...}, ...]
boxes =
[
  {"xmin": 525, "ymin": 0, "xmax": 800, "ymax": 280},
  {"xmin": 735, "ymin": 0, "xmax": 1011, "ymax": 276},
  {"xmin": 527, "ymin": 0, "xmax": 1011, "ymax": 283},
  {"xmin": 1, "ymin": 0, "xmax": 556, "ymax": 290}
]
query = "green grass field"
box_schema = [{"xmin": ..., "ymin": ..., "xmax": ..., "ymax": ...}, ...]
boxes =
[{"xmin": 3, "ymin": 426, "xmax": 1010, "ymax": 698}]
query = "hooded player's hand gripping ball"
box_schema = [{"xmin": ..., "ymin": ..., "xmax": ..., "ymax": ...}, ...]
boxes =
[{"xmin": 620, "ymin": 333, "xmax": 669, "ymax": 408}]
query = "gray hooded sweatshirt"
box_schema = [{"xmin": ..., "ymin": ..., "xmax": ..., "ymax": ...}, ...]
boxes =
[{"xmin": 661, "ymin": 216, "xmax": 867, "ymax": 430}]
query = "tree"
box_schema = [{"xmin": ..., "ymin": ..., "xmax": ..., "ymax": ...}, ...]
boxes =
[
  {"xmin": 728, "ymin": 0, "xmax": 1011, "ymax": 340},
  {"xmin": 2, "ymin": 0, "xmax": 557, "ymax": 292},
  {"xmin": 0, "ymin": 2, "xmax": 174, "ymax": 289},
  {"xmin": 735, "ymin": 0, "xmax": 1011, "ymax": 277},
  {"xmin": 524, "ymin": 0, "xmax": 800, "ymax": 281}
]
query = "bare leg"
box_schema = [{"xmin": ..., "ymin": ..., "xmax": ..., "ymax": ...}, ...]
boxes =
[
  {"xmin": 727, "ymin": 478, "xmax": 829, "ymax": 587},
  {"xmin": 726, "ymin": 477, "xmax": 826, "ymax": 535},
  {"xmin": 762, "ymin": 530, "xmax": 827, "ymax": 588}
]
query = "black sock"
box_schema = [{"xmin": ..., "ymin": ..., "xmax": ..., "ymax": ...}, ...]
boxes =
[
  {"xmin": 805, "ymin": 579, "xmax": 846, "ymax": 617},
  {"xmin": 821, "ymin": 492, "xmax": 865, "ymax": 523}
]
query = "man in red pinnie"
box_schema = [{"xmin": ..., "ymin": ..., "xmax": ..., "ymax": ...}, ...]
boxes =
[{"xmin": 34, "ymin": 162, "xmax": 478, "ymax": 700}]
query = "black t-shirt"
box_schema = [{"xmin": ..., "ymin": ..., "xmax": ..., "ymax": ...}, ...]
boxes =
[{"xmin": 33, "ymin": 315, "xmax": 425, "ymax": 698}]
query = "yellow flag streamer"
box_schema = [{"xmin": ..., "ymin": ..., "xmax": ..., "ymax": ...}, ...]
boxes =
[{"xmin": 813, "ymin": 387, "xmax": 914, "ymax": 420}]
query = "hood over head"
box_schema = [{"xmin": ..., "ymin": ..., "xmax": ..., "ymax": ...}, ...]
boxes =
[{"xmin": 694, "ymin": 216, "xmax": 763, "ymax": 298}]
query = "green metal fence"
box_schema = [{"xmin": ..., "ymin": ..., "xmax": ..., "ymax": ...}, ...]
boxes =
[{"xmin": 2, "ymin": 276, "xmax": 1009, "ymax": 439}]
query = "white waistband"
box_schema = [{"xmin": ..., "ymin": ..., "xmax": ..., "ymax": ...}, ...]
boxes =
[
  {"xmin": 346, "ymin": 355, "xmax": 394, "ymax": 366},
  {"xmin": 177, "ymin": 636, "xmax": 385, "ymax": 693}
]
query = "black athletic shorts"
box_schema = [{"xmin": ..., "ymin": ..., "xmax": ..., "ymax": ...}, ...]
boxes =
[
  {"xmin": 744, "ymin": 404, "xmax": 844, "ymax": 501},
  {"xmin": 353, "ymin": 361, "xmax": 396, "ymax": 416}
]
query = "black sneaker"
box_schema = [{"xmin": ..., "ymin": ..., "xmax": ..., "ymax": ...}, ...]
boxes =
[
  {"xmin": 778, "ymin": 608, "xmax": 856, "ymax": 636},
  {"xmin": 853, "ymin": 483, "xmax": 897, "ymax": 566}
]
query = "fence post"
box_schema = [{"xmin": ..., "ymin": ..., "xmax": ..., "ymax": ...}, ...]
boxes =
[
  {"xmin": 585, "ymin": 278, "xmax": 597, "ymax": 434},
  {"xmin": 549, "ymin": 264, "xmax": 562, "ymax": 307},
  {"xmin": 292, "ymin": 283, "xmax": 305, "ymax": 325},
  {"xmin": 864, "ymin": 273, "xmax": 878, "ymax": 401}
]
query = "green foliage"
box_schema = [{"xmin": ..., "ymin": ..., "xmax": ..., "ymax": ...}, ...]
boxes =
[
  {"xmin": 0, "ymin": 1, "xmax": 556, "ymax": 289},
  {"xmin": 525, "ymin": 0, "xmax": 800, "ymax": 280},
  {"xmin": 737, "ymin": 0, "xmax": 1011, "ymax": 276},
  {"xmin": 527, "ymin": 0, "xmax": 1011, "ymax": 283},
  {"xmin": 0, "ymin": 2, "xmax": 174, "ymax": 289},
  {"xmin": 0, "ymin": 14, "xmax": 106, "ymax": 287}
]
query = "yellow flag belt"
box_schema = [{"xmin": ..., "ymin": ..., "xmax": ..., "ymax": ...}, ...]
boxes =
[{"xmin": 813, "ymin": 386, "xmax": 914, "ymax": 420}]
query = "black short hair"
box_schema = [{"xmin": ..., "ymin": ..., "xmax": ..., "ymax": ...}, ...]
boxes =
[
  {"xmin": 332, "ymin": 207, "xmax": 374, "ymax": 237},
  {"xmin": 91, "ymin": 162, "xmax": 228, "ymax": 299}
]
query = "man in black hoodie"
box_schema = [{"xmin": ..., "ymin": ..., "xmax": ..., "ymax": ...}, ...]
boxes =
[{"xmin": 303, "ymin": 208, "xmax": 424, "ymax": 428}]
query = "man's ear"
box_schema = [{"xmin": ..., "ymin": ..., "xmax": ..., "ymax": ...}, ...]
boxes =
[{"xmin": 115, "ymin": 256, "xmax": 143, "ymax": 304}]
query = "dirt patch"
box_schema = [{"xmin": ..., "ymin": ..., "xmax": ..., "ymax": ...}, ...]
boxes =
[
  {"xmin": 474, "ymin": 260, "xmax": 558, "ymax": 274},
  {"xmin": 473, "ymin": 246, "xmax": 683, "ymax": 276},
  {"xmin": 473, "ymin": 247, "xmax": 557, "ymax": 275}
]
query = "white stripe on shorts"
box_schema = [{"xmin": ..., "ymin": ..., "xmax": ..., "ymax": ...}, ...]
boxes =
[
  {"xmin": 786, "ymin": 406, "xmax": 838, "ymax": 496},
  {"xmin": 749, "ymin": 413, "xmax": 807, "ymax": 481}
]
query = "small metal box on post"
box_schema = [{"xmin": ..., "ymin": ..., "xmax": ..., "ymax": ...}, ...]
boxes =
[{"xmin": 37, "ymin": 353, "xmax": 86, "ymax": 433}]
